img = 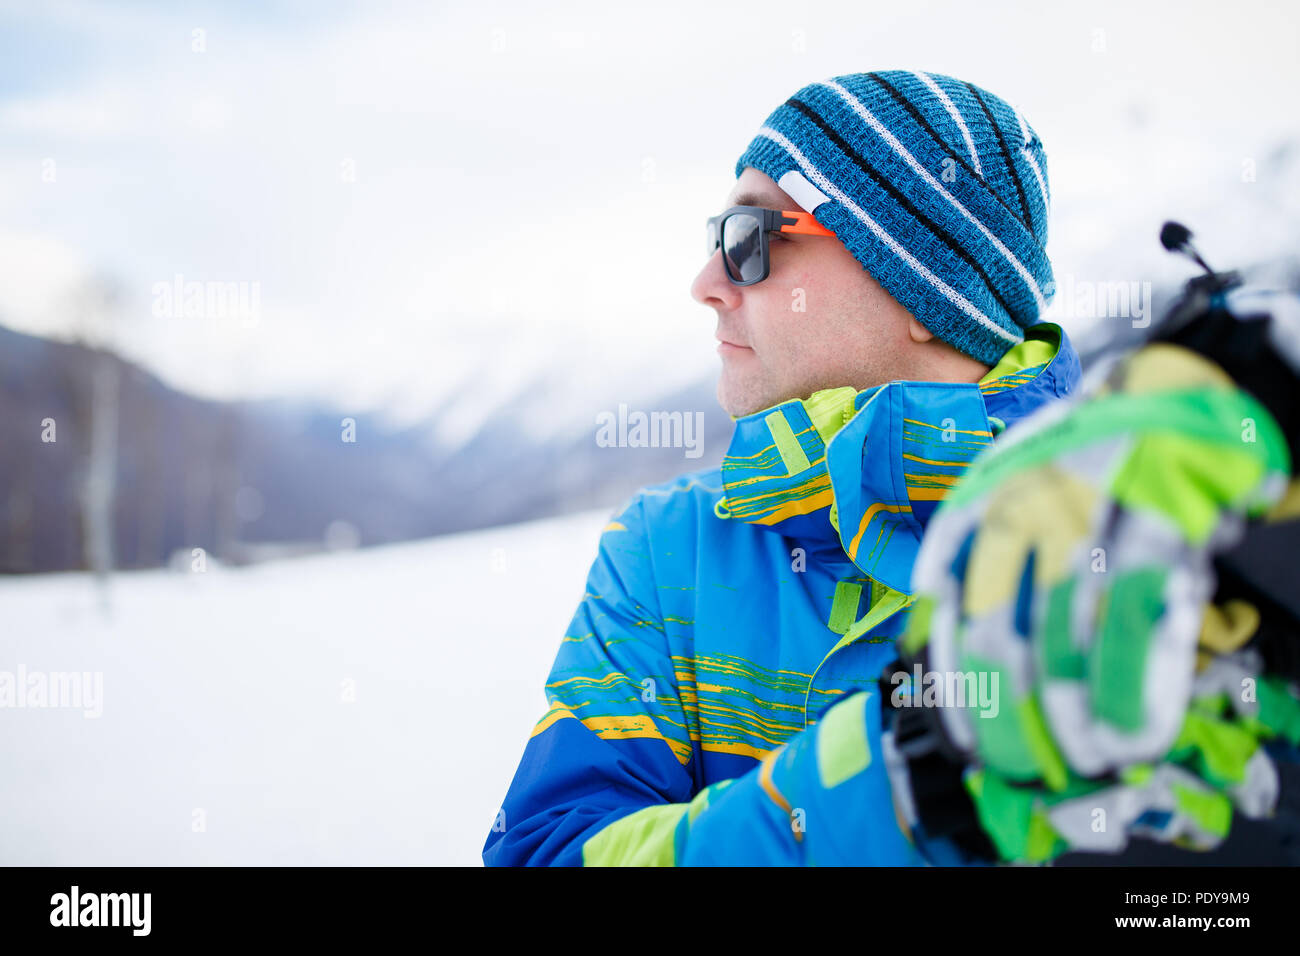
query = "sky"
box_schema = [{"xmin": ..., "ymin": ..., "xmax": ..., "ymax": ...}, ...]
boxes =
[{"xmin": 1, "ymin": 0, "xmax": 1297, "ymax": 436}]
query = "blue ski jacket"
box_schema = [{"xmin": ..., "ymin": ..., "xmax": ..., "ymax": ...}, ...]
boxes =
[{"xmin": 484, "ymin": 322, "xmax": 1081, "ymax": 865}]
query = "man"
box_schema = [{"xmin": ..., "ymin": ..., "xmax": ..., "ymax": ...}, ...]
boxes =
[{"xmin": 483, "ymin": 70, "xmax": 1081, "ymax": 865}]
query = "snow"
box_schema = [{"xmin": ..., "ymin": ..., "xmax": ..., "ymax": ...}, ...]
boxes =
[{"xmin": 0, "ymin": 506, "xmax": 613, "ymax": 865}]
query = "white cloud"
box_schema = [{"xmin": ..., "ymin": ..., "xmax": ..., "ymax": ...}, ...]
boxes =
[
  {"xmin": 0, "ymin": 231, "xmax": 90, "ymax": 332},
  {"xmin": 0, "ymin": 0, "xmax": 1295, "ymax": 422}
]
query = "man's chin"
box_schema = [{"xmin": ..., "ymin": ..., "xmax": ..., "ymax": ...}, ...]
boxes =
[{"xmin": 716, "ymin": 374, "xmax": 782, "ymax": 420}]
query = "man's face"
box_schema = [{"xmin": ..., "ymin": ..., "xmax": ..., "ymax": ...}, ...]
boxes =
[{"xmin": 691, "ymin": 167, "xmax": 922, "ymax": 418}]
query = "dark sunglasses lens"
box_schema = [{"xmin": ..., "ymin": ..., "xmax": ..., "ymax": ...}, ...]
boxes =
[{"xmin": 722, "ymin": 213, "xmax": 763, "ymax": 283}]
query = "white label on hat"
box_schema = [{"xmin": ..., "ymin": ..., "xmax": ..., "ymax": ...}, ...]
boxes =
[{"xmin": 778, "ymin": 169, "xmax": 830, "ymax": 213}]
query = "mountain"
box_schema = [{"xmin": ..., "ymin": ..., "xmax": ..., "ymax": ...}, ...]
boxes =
[{"xmin": 0, "ymin": 325, "xmax": 730, "ymax": 572}]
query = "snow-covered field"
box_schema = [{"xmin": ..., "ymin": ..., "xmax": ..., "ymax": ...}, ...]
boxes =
[{"xmin": 0, "ymin": 507, "xmax": 612, "ymax": 866}]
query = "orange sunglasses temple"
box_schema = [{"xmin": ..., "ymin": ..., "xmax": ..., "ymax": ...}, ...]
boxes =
[{"xmin": 777, "ymin": 210, "xmax": 836, "ymax": 237}]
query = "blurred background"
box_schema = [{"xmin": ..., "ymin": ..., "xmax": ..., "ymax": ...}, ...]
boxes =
[{"xmin": 1, "ymin": 0, "xmax": 1297, "ymax": 865}]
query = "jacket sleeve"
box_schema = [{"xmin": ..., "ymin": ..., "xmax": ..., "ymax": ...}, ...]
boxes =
[{"xmin": 482, "ymin": 492, "xmax": 926, "ymax": 867}]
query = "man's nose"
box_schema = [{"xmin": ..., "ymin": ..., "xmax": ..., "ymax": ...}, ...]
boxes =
[{"xmin": 691, "ymin": 248, "xmax": 742, "ymax": 311}]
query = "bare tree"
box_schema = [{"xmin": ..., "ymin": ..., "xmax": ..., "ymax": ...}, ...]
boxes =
[{"xmin": 66, "ymin": 276, "xmax": 124, "ymax": 610}]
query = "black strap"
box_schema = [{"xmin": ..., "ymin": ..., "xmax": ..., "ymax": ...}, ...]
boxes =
[
  {"xmin": 880, "ymin": 660, "xmax": 999, "ymax": 862},
  {"xmin": 1154, "ymin": 301, "xmax": 1300, "ymax": 466}
]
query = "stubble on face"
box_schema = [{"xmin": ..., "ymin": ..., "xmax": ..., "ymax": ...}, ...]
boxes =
[{"xmin": 713, "ymin": 244, "xmax": 918, "ymax": 418}]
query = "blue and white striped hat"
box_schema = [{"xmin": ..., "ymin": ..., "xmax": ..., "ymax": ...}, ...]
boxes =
[{"xmin": 735, "ymin": 71, "xmax": 1054, "ymax": 366}]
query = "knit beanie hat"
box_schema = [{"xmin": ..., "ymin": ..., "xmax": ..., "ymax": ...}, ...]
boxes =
[{"xmin": 734, "ymin": 70, "xmax": 1054, "ymax": 366}]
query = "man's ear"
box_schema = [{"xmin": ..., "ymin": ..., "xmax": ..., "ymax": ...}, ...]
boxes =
[{"xmin": 906, "ymin": 314, "xmax": 934, "ymax": 344}]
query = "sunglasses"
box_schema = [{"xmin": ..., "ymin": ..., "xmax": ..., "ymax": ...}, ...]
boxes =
[{"xmin": 706, "ymin": 205, "xmax": 837, "ymax": 286}]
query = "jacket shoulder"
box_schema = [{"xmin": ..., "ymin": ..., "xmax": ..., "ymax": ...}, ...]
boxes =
[{"xmin": 615, "ymin": 466, "xmax": 725, "ymax": 529}]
